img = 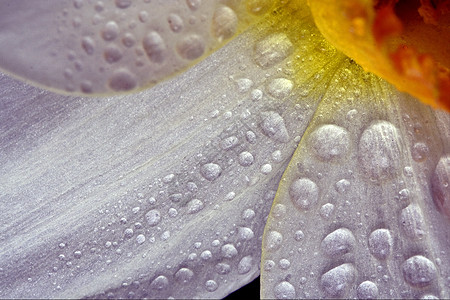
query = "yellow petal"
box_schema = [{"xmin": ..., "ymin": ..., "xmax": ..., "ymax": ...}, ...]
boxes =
[{"xmin": 309, "ymin": 0, "xmax": 450, "ymax": 111}]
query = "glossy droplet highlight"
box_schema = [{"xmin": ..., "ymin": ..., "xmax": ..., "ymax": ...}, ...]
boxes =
[
  {"xmin": 254, "ymin": 33, "xmax": 293, "ymax": 68},
  {"xmin": 212, "ymin": 6, "xmax": 238, "ymax": 41},
  {"xmin": 177, "ymin": 34, "xmax": 205, "ymax": 60}
]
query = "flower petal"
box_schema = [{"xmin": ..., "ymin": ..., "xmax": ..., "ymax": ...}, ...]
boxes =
[
  {"xmin": 0, "ymin": 0, "xmax": 263, "ymax": 95},
  {"xmin": 0, "ymin": 10, "xmax": 324, "ymax": 296},
  {"xmin": 309, "ymin": 0, "xmax": 450, "ymax": 111}
]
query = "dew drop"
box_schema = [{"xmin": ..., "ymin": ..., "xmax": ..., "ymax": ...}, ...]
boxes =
[
  {"xmin": 150, "ymin": 275, "xmax": 169, "ymax": 290},
  {"xmin": 400, "ymin": 204, "xmax": 426, "ymax": 239},
  {"xmin": 267, "ymin": 78, "xmax": 293, "ymax": 99},
  {"xmin": 310, "ymin": 125, "xmax": 350, "ymax": 161},
  {"xmin": 266, "ymin": 231, "xmax": 283, "ymax": 251},
  {"xmin": 357, "ymin": 281, "xmax": 378, "ymax": 299},
  {"xmin": 431, "ymin": 155, "xmax": 450, "ymax": 218},
  {"xmin": 220, "ymin": 136, "xmax": 239, "ymax": 150},
  {"xmin": 168, "ymin": 13, "xmax": 184, "ymax": 33},
  {"xmin": 143, "ymin": 31, "xmax": 167, "ymax": 63},
  {"xmin": 102, "ymin": 21, "xmax": 119, "ymax": 41},
  {"xmin": 359, "ymin": 121, "xmax": 402, "ymax": 181},
  {"xmin": 221, "ymin": 244, "xmax": 238, "ymax": 258},
  {"xmin": 115, "ymin": 0, "xmax": 131, "ymax": 9},
  {"xmin": 254, "ymin": 33, "xmax": 293, "ymax": 68},
  {"xmin": 321, "ymin": 263, "xmax": 356, "ymax": 298},
  {"xmin": 187, "ymin": 199, "xmax": 204, "ymax": 214},
  {"xmin": 136, "ymin": 234, "xmax": 146, "ymax": 245},
  {"xmin": 104, "ymin": 44, "xmax": 123, "ymax": 63},
  {"xmin": 321, "ymin": 228, "xmax": 355, "ymax": 257},
  {"xmin": 175, "ymin": 268, "xmax": 194, "ymax": 283},
  {"xmin": 145, "ymin": 209, "xmax": 161, "ymax": 226},
  {"xmin": 368, "ymin": 228, "xmax": 392, "ymax": 260},
  {"xmin": 238, "ymin": 255, "xmax": 253, "ymax": 274},
  {"xmin": 205, "ymin": 279, "xmax": 218, "ymax": 292},
  {"xmin": 402, "ymin": 255, "xmax": 437, "ymax": 287},
  {"xmin": 274, "ymin": 281, "xmax": 296, "ymax": 299},
  {"xmin": 122, "ymin": 33, "xmax": 136, "ymax": 47},
  {"xmin": 176, "ymin": 34, "xmax": 205, "ymax": 60},
  {"xmin": 212, "ymin": 6, "xmax": 238, "ymax": 41},
  {"xmin": 239, "ymin": 151, "xmax": 254, "ymax": 166},
  {"xmin": 200, "ymin": 163, "xmax": 222, "ymax": 181},
  {"xmin": 412, "ymin": 142, "xmax": 429, "ymax": 162},
  {"xmin": 186, "ymin": 0, "xmax": 201, "ymax": 10},
  {"xmin": 81, "ymin": 36, "xmax": 95, "ymax": 55},
  {"xmin": 109, "ymin": 68, "xmax": 137, "ymax": 91},
  {"xmin": 289, "ymin": 178, "xmax": 319, "ymax": 210},
  {"xmin": 260, "ymin": 111, "xmax": 289, "ymax": 143}
]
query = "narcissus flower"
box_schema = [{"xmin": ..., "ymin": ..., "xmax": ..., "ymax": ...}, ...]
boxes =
[{"xmin": 0, "ymin": 0, "xmax": 449, "ymax": 299}]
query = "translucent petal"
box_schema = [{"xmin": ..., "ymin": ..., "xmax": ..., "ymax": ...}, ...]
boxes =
[
  {"xmin": 261, "ymin": 29, "xmax": 450, "ymax": 300},
  {"xmin": 0, "ymin": 0, "xmax": 263, "ymax": 95}
]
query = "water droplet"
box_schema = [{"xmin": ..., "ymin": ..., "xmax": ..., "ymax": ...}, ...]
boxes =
[
  {"xmin": 124, "ymin": 228, "xmax": 134, "ymax": 238},
  {"xmin": 279, "ymin": 258, "xmax": 291, "ymax": 270},
  {"xmin": 321, "ymin": 263, "xmax": 356, "ymax": 298},
  {"xmin": 102, "ymin": 21, "xmax": 119, "ymax": 41},
  {"xmin": 167, "ymin": 13, "xmax": 184, "ymax": 33},
  {"xmin": 73, "ymin": 250, "xmax": 82, "ymax": 259},
  {"xmin": 200, "ymin": 163, "xmax": 222, "ymax": 181},
  {"xmin": 310, "ymin": 125, "xmax": 350, "ymax": 161},
  {"xmin": 251, "ymin": 89, "xmax": 263, "ymax": 101},
  {"xmin": 431, "ymin": 155, "xmax": 450, "ymax": 218},
  {"xmin": 400, "ymin": 204, "xmax": 426, "ymax": 239},
  {"xmin": 205, "ymin": 279, "xmax": 218, "ymax": 292},
  {"xmin": 266, "ymin": 231, "xmax": 283, "ymax": 251},
  {"xmin": 267, "ymin": 78, "xmax": 293, "ymax": 99},
  {"xmin": 235, "ymin": 78, "xmax": 253, "ymax": 93},
  {"xmin": 136, "ymin": 234, "xmax": 146, "ymax": 244},
  {"xmin": 402, "ymin": 255, "xmax": 436, "ymax": 287},
  {"xmin": 274, "ymin": 281, "xmax": 296, "ymax": 299},
  {"xmin": 200, "ymin": 250, "xmax": 212, "ymax": 260},
  {"xmin": 239, "ymin": 151, "xmax": 254, "ymax": 167},
  {"xmin": 412, "ymin": 142, "xmax": 429, "ymax": 162},
  {"xmin": 246, "ymin": 130, "xmax": 257, "ymax": 143},
  {"xmin": 221, "ymin": 244, "xmax": 238, "ymax": 258},
  {"xmin": 359, "ymin": 121, "xmax": 402, "ymax": 181},
  {"xmin": 254, "ymin": 33, "xmax": 293, "ymax": 68},
  {"xmin": 186, "ymin": 0, "xmax": 201, "ymax": 10},
  {"xmin": 145, "ymin": 209, "xmax": 161, "ymax": 226},
  {"xmin": 122, "ymin": 33, "xmax": 136, "ymax": 47},
  {"xmin": 187, "ymin": 199, "xmax": 204, "ymax": 214},
  {"xmin": 138, "ymin": 11, "xmax": 149, "ymax": 23},
  {"xmin": 357, "ymin": 281, "xmax": 378, "ymax": 299},
  {"xmin": 143, "ymin": 31, "xmax": 167, "ymax": 63},
  {"xmin": 220, "ymin": 136, "xmax": 239, "ymax": 150},
  {"xmin": 260, "ymin": 163, "xmax": 272, "ymax": 174},
  {"xmin": 260, "ymin": 111, "xmax": 289, "ymax": 143},
  {"xmin": 272, "ymin": 204, "xmax": 286, "ymax": 219},
  {"xmin": 368, "ymin": 229, "xmax": 392, "ymax": 260},
  {"xmin": 242, "ymin": 208, "xmax": 256, "ymax": 221},
  {"xmin": 212, "ymin": 6, "xmax": 238, "ymax": 41},
  {"xmin": 294, "ymin": 230, "xmax": 305, "ymax": 241},
  {"xmin": 175, "ymin": 268, "xmax": 194, "ymax": 283},
  {"xmin": 246, "ymin": 0, "xmax": 273, "ymax": 15},
  {"xmin": 168, "ymin": 207, "xmax": 178, "ymax": 217},
  {"xmin": 264, "ymin": 259, "xmax": 275, "ymax": 271},
  {"xmin": 215, "ymin": 263, "xmax": 231, "ymax": 274},
  {"xmin": 176, "ymin": 34, "xmax": 205, "ymax": 60},
  {"xmin": 238, "ymin": 255, "xmax": 253, "ymax": 274},
  {"xmin": 109, "ymin": 68, "xmax": 137, "ymax": 91},
  {"xmin": 224, "ymin": 191, "xmax": 236, "ymax": 201},
  {"xmin": 321, "ymin": 228, "xmax": 355, "ymax": 256},
  {"xmin": 319, "ymin": 203, "xmax": 335, "ymax": 219},
  {"xmin": 238, "ymin": 227, "xmax": 254, "ymax": 240},
  {"xmin": 115, "ymin": 0, "xmax": 131, "ymax": 9},
  {"xmin": 104, "ymin": 44, "xmax": 122, "ymax": 63},
  {"xmin": 289, "ymin": 178, "xmax": 319, "ymax": 210},
  {"xmin": 150, "ymin": 275, "xmax": 169, "ymax": 290},
  {"xmin": 81, "ymin": 36, "xmax": 95, "ymax": 55}
]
